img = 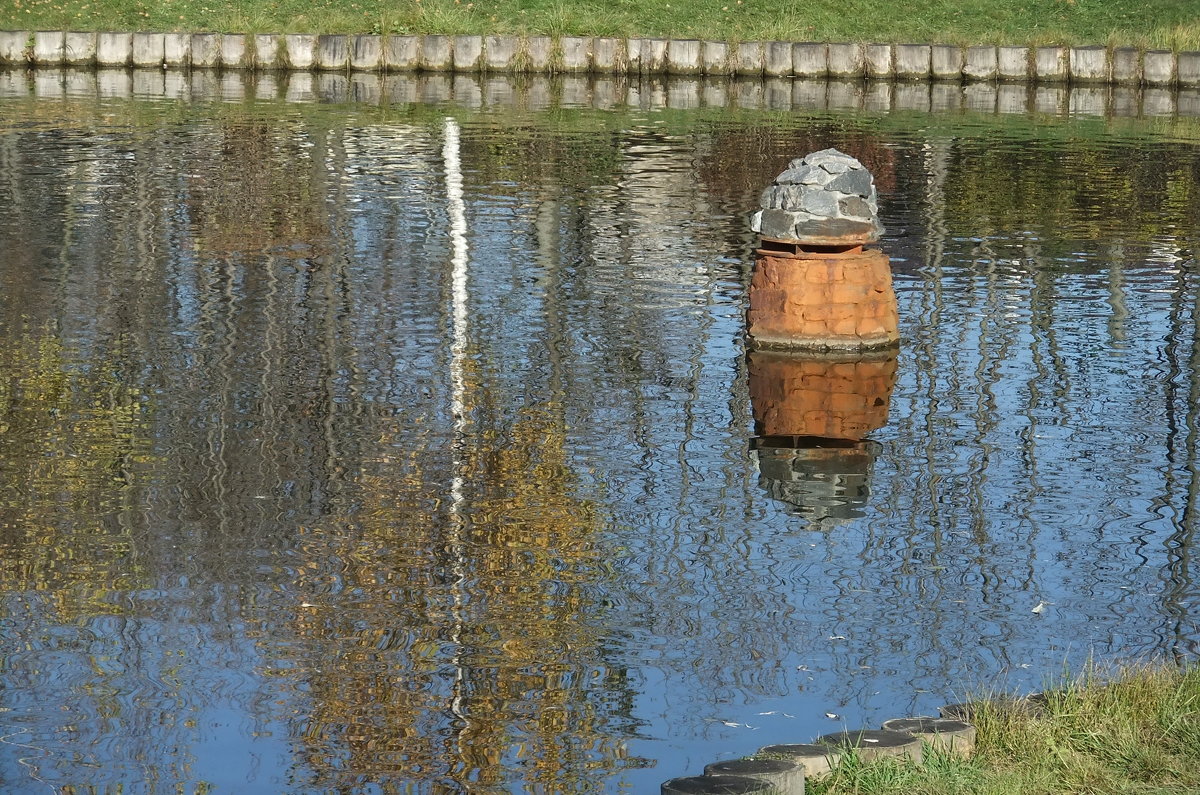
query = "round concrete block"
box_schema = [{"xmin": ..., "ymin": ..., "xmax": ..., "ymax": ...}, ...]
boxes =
[
  {"xmin": 704, "ymin": 759, "xmax": 804, "ymax": 794},
  {"xmin": 815, "ymin": 729, "xmax": 922, "ymax": 763},
  {"xmin": 880, "ymin": 717, "xmax": 977, "ymax": 757},
  {"xmin": 758, "ymin": 743, "xmax": 842, "ymax": 779},
  {"xmin": 662, "ymin": 775, "xmax": 774, "ymax": 794}
]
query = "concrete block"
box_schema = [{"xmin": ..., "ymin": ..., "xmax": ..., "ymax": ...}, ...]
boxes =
[
  {"xmin": 1069, "ymin": 86, "xmax": 1107, "ymax": 115},
  {"xmin": 865, "ymin": 43, "xmax": 892, "ymax": 77},
  {"xmin": 96, "ymin": 32, "xmax": 132, "ymax": 67},
  {"xmin": 1033, "ymin": 86, "xmax": 1065, "ymax": 114},
  {"xmin": 931, "ymin": 81, "xmax": 961, "ymax": 111},
  {"xmin": 525, "ymin": 35, "xmax": 553, "ymax": 71},
  {"xmin": 0, "ymin": 31, "xmax": 30, "ymax": 65},
  {"xmin": 222, "ymin": 34, "xmax": 248, "ymax": 68},
  {"xmin": 451, "ymin": 34, "xmax": 482, "ymax": 71},
  {"xmin": 63, "ymin": 31, "xmax": 96, "ymax": 65},
  {"xmin": 421, "ymin": 34, "xmax": 452, "ymax": 70},
  {"xmin": 964, "ymin": 46, "xmax": 997, "ymax": 80},
  {"xmin": 996, "ymin": 84, "xmax": 1027, "ymax": 113},
  {"xmin": 827, "ymin": 80, "xmax": 862, "ymax": 110},
  {"xmin": 964, "ymin": 82, "xmax": 996, "ymax": 111},
  {"xmin": 1179, "ymin": 52, "xmax": 1200, "ymax": 87},
  {"xmin": 252, "ymin": 35, "xmax": 279, "ymax": 69},
  {"xmin": 351, "ymin": 73, "xmax": 380, "ymax": 102},
  {"xmin": 736, "ymin": 41, "xmax": 763, "ymax": 75},
  {"xmin": 894, "ymin": 82, "xmax": 930, "ymax": 111},
  {"xmin": 385, "ymin": 35, "xmax": 420, "ymax": 70},
  {"xmin": 132, "ymin": 68, "xmax": 164, "ymax": 97},
  {"xmin": 34, "ymin": 71, "xmax": 63, "ymax": 98},
  {"xmin": 350, "ymin": 35, "xmax": 382, "ymax": 71},
  {"xmin": 931, "ymin": 44, "xmax": 962, "ymax": 80},
  {"xmin": 191, "ymin": 33, "xmax": 221, "ymax": 68},
  {"xmin": 793, "ymin": 42, "xmax": 826, "ymax": 77},
  {"xmin": 453, "ymin": 74, "xmax": 482, "ymax": 107},
  {"xmin": 894, "ymin": 44, "xmax": 930, "ymax": 79},
  {"xmin": 701, "ymin": 40, "xmax": 730, "ymax": 74},
  {"xmin": 998, "ymin": 46, "xmax": 1028, "ymax": 80},
  {"xmin": 559, "ymin": 36, "xmax": 590, "ymax": 71},
  {"xmin": 1070, "ymin": 45, "xmax": 1108, "ymax": 82},
  {"xmin": 764, "ymin": 41, "xmax": 792, "ymax": 76},
  {"xmin": 483, "ymin": 34, "xmax": 518, "ymax": 70},
  {"xmin": 828, "ymin": 42, "xmax": 864, "ymax": 77},
  {"xmin": 1143, "ymin": 87, "xmax": 1176, "ymax": 116},
  {"xmin": 34, "ymin": 31, "xmax": 65, "ymax": 65},
  {"xmin": 793, "ymin": 79, "xmax": 826, "ymax": 109},
  {"xmin": 593, "ymin": 37, "xmax": 625, "ymax": 71},
  {"xmin": 314, "ymin": 35, "xmax": 348, "ymax": 70},
  {"xmin": 164, "ymin": 33, "xmax": 189, "ymax": 67},
  {"xmin": 1035, "ymin": 46, "xmax": 1067, "ymax": 82},
  {"xmin": 1110, "ymin": 86, "xmax": 1137, "ymax": 116},
  {"xmin": 1178, "ymin": 89, "xmax": 1200, "ymax": 117},
  {"xmin": 131, "ymin": 32, "xmax": 163, "ymax": 67},
  {"xmin": 666, "ymin": 39, "xmax": 700, "ymax": 74},
  {"xmin": 864, "ymin": 81, "xmax": 891, "ymax": 111},
  {"xmin": 1111, "ymin": 47, "xmax": 1139, "ymax": 84},
  {"xmin": 639, "ymin": 38, "xmax": 668, "ymax": 72},
  {"xmin": 1143, "ymin": 50, "xmax": 1174, "ymax": 85}
]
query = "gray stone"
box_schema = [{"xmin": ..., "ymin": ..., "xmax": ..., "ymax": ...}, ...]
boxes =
[
  {"xmin": 964, "ymin": 46, "xmax": 997, "ymax": 81},
  {"xmin": 839, "ymin": 196, "xmax": 871, "ymax": 217},
  {"xmin": 222, "ymin": 34, "xmax": 248, "ymax": 68},
  {"xmin": 0, "ymin": 31, "xmax": 30, "ymax": 65},
  {"xmin": 96, "ymin": 32, "xmax": 132, "ymax": 67},
  {"xmin": 666, "ymin": 39, "xmax": 699, "ymax": 74},
  {"xmin": 894, "ymin": 44, "xmax": 931, "ymax": 79},
  {"xmin": 192, "ymin": 33, "xmax": 221, "ymax": 68},
  {"xmin": 1180, "ymin": 52, "xmax": 1200, "ymax": 87},
  {"xmin": 593, "ymin": 37, "xmax": 626, "ymax": 71},
  {"xmin": 777, "ymin": 164, "xmax": 828, "ymax": 185},
  {"xmin": 34, "ymin": 31, "xmax": 65, "ymax": 65},
  {"xmin": 421, "ymin": 34, "xmax": 452, "ymax": 70},
  {"xmin": 764, "ymin": 41, "xmax": 792, "ymax": 76},
  {"xmin": 701, "ymin": 40, "xmax": 730, "ymax": 74},
  {"xmin": 806, "ymin": 148, "xmax": 862, "ymax": 171},
  {"xmin": 997, "ymin": 46, "xmax": 1028, "ymax": 80},
  {"xmin": 800, "ymin": 190, "xmax": 839, "ymax": 216},
  {"xmin": 795, "ymin": 216, "xmax": 879, "ymax": 240},
  {"xmin": 1111, "ymin": 47, "xmax": 1139, "ymax": 84},
  {"xmin": 453, "ymin": 34, "xmax": 483, "ymax": 71},
  {"xmin": 385, "ymin": 35, "xmax": 420, "ymax": 70},
  {"xmin": 1070, "ymin": 45, "xmax": 1108, "ymax": 82},
  {"xmin": 64, "ymin": 31, "xmax": 96, "ymax": 65},
  {"xmin": 164, "ymin": 33, "xmax": 189, "ymax": 67},
  {"xmin": 560, "ymin": 36, "xmax": 590, "ymax": 71},
  {"xmin": 1035, "ymin": 46, "xmax": 1067, "ymax": 82},
  {"xmin": 827, "ymin": 42, "xmax": 864, "ymax": 77},
  {"xmin": 865, "ymin": 43, "xmax": 892, "ymax": 77},
  {"xmin": 525, "ymin": 35, "xmax": 553, "ymax": 71},
  {"xmin": 351, "ymin": 35, "xmax": 382, "ymax": 71},
  {"xmin": 931, "ymin": 44, "xmax": 962, "ymax": 79},
  {"xmin": 1143, "ymin": 50, "xmax": 1174, "ymax": 85},
  {"xmin": 793, "ymin": 42, "xmax": 826, "ymax": 77},
  {"xmin": 132, "ymin": 33, "xmax": 164, "ymax": 67},
  {"xmin": 760, "ymin": 208, "xmax": 800, "ymax": 238},
  {"xmin": 827, "ymin": 168, "xmax": 872, "ymax": 196},
  {"xmin": 736, "ymin": 41, "xmax": 763, "ymax": 75},
  {"xmin": 314, "ymin": 35, "xmax": 349, "ymax": 70},
  {"xmin": 484, "ymin": 34, "xmax": 519, "ymax": 70}
]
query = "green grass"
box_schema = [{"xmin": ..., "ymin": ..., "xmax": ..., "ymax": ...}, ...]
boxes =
[
  {"xmin": 3, "ymin": 0, "xmax": 1200, "ymax": 49},
  {"xmin": 799, "ymin": 661, "xmax": 1200, "ymax": 795}
]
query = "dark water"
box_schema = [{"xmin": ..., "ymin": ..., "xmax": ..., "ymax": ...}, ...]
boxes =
[{"xmin": 1, "ymin": 72, "xmax": 1199, "ymax": 793}]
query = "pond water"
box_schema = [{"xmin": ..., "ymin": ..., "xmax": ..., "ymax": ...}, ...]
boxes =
[{"xmin": 1, "ymin": 71, "xmax": 1199, "ymax": 793}]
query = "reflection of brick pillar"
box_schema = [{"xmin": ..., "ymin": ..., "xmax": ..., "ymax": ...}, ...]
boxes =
[
  {"xmin": 748, "ymin": 245, "xmax": 899, "ymax": 353},
  {"xmin": 749, "ymin": 350, "xmax": 898, "ymax": 441}
]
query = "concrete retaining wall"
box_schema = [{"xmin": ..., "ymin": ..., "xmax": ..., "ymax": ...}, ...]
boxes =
[{"xmin": 1, "ymin": 31, "xmax": 1198, "ymax": 86}]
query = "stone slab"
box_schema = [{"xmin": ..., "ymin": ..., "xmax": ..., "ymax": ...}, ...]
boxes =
[
  {"xmin": 894, "ymin": 44, "xmax": 931, "ymax": 79},
  {"xmin": 666, "ymin": 39, "xmax": 699, "ymax": 74},
  {"xmin": 1070, "ymin": 45, "xmax": 1108, "ymax": 82},
  {"xmin": 594, "ymin": 37, "xmax": 625, "ymax": 71},
  {"xmin": 96, "ymin": 32, "xmax": 132, "ymax": 67},
  {"xmin": 930, "ymin": 44, "xmax": 962, "ymax": 79},
  {"xmin": 525, "ymin": 35, "xmax": 553, "ymax": 71},
  {"xmin": 998, "ymin": 45, "xmax": 1028, "ymax": 80},
  {"xmin": 351, "ymin": 35, "xmax": 382, "ymax": 71},
  {"xmin": 421, "ymin": 34, "xmax": 452, "ymax": 70},
  {"xmin": 701, "ymin": 40, "xmax": 730, "ymax": 74},
  {"xmin": 736, "ymin": 41, "xmax": 764, "ymax": 75},
  {"xmin": 640, "ymin": 38, "xmax": 668, "ymax": 72},
  {"xmin": 191, "ymin": 33, "xmax": 221, "ymax": 68},
  {"xmin": 452, "ymin": 34, "xmax": 482, "ymax": 71},
  {"xmin": 764, "ymin": 41, "xmax": 792, "ymax": 76},
  {"xmin": 828, "ymin": 42, "xmax": 863, "ymax": 77},
  {"xmin": 865, "ymin": 43, "xmax": 892, "ymax": 77},
  {"xmin": 1111, "ymin": 47, "xmax": 1139, "ymax": 84},
  {"xmin": 1180, "ymin": 52, "xmax": 1200, "ymax": 87},
  {"xmin": 222, "ymin": 34, "xmax": 248, "ymax": 68},
  {"xmin": 1143, "ymin": 50, "xmax": 1174, "ymax": 85},
  {"xmin": 793, "ymin": 42, "xmax": 827, "ymax": 77},
  {"xmin": 131, "ymin": 32, "xmax": 163, "ymax": 67},
  {"xmin": 164, "ymin": 33, "xmax": 189, "ymax": 67},
  {"xmin": 0, "ymin": 31, "xmax": 30, "ymax": 65},
  {"xmin": 964, "ymin": 46, "xmax": 997, "ymax": 80},
  {"xmin": 483, "ymin": 34, "xmax": 518, "ymax": 70},
  {"xmin": 1035, "ymin": 46, "xmax": 1067, "ymax": 81},
  {"xmin": 560, "ymin": 36, "xmax": 591, "ymax": 71},
  {"xmin": 34, "ymin": 31, "xmax": 65, "ymax": 65},
  {"xmin": 385, "ymin": 35, "xmax": 420, "ymax": 70},
  {"xmin": 314, "ymin": 34, "xmax": 349, "ymax": 70}
]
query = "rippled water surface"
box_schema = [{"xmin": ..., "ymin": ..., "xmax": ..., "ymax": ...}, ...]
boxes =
[{"xmin": 2, "ymin": 73, "xmax": 1200, "ymax": 793}]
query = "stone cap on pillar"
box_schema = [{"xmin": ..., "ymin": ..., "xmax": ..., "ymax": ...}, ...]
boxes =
[{"xmin": 750, "ymin": 148, "xmax": 883, "ymax": 246}]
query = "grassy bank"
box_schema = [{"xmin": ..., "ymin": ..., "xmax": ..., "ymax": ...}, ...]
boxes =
[
  {"xmin": 3, "ymin": 0, "xmax": 1200, "ymax": 49},
  {"xmin": 804, "ymin": 661, "xmax": 1200, "ymax": 795}
]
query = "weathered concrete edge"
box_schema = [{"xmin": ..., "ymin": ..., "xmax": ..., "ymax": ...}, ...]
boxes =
[{"xmin": 1, "ymin": 32, "xmax": 1198, "ymax": 86}]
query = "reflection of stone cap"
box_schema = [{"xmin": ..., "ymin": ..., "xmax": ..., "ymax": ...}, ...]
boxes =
[
  {"xmin": 753, "ymin": 441, "xmax": 879, "ymax": 529},
  {"xmin": 750, "ymin": 148, "xmax": 883, "ymax": 246}
]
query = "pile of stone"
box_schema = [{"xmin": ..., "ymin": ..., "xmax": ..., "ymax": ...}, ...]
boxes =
[{"xmin": 750, "ymin": 148, "xmax": 883, "ymax": 245}]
